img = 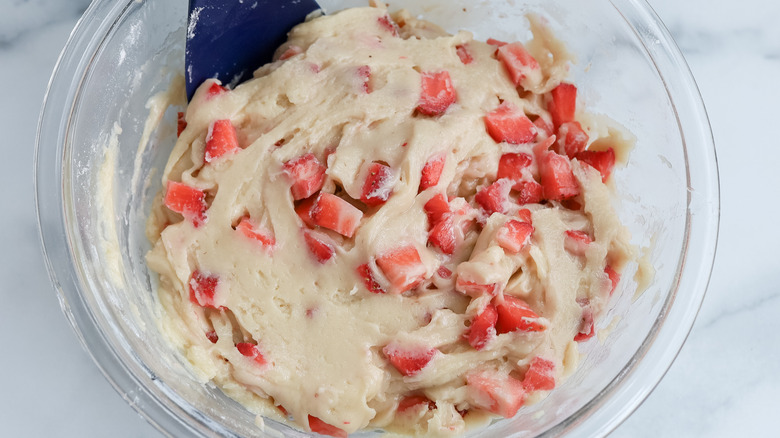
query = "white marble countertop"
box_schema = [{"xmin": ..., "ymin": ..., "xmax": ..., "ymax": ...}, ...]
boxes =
[{"xmin": 1, "ymin": 0, "xmax": 777, "ymax": 436}]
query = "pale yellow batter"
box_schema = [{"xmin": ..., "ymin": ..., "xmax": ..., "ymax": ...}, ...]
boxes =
[{"xmin": 146, "ymin": 5, "xmax": 635, "ymax": 436}]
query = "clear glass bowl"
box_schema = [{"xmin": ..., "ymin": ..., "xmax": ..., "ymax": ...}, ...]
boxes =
[{"xmin": 35, "ymin": 0, "xmax": 718, "ymax": 436}]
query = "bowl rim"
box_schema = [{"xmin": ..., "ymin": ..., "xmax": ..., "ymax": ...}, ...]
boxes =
[{"xmin": 34, "ymin": 0, "xmax": 719, "ymax": 436}]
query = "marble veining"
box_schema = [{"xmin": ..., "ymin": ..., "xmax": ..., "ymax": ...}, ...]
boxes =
[{"xmin": 1, "ymin": 0, "xmax": 777, "ymax": 436}]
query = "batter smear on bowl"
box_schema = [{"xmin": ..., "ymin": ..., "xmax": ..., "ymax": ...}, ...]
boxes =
[{"xmin": 146, "ymin": 4, "xmax": 636, "ymax": 436}]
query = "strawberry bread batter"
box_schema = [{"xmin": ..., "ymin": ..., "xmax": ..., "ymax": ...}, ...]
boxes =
[{"xmin": 146, "ymin": 5, "xmax": 635, "ymax": 437}]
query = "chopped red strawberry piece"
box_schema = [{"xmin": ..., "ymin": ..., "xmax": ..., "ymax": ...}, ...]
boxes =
[
  {"xmin": 484, "ymin": 102, "xmax": 537, "ymax": 144},
  {"xmin": 283, "ymin": 153, "xmax": 327, "ymax": 201},
  {"xmin": 561, "ymin": 199, "xmax": 582, "ymax": 211},
  {"xmin": 424, "ymin": 193, "xmax": 450, "ymax": 225},
  {"xmin": 205, "ymin": 330, "xmax": 218, "ymax": 343},
  {"xmin": 398, "ymin": 395, "xmax": 436, "ymax": 413},
  {"xmin": 357, "ymin": 65, "xmax": 372, "ymax": 94},
  {"xmin": 576, "ymin": 148, "xmax": 616, "ymax": 182},
  {"xmin": 565, "ymin": 230, "xmax": 592, "ymax": 255},
  {"xmin": 310, "ymin": 193, "xmax": 363, "ymax": 238},
  {"xmin": 533, "ymin": 116, "xmax": 554, "ymax": 137},
  {"xmin": 206, "ymin": 82, "xmax": 227, "ymax": 98},
  {"xmin": 428, "ymin": 214, "xmax": 456, "ymax": 254},
  {"xmin": 537, "ymin": 151, "xmax": 579, "ymax": 200},
  {"xmin": 496, "ymin": 220, "xmax": 534, "ymax": 254},
  {"xmin": 437, "ymin": 266, "xmax": 452, "ymax": 279},
  {"xmin": 308, "ymin": 415, "xmax": 347, "ymax": 438},
  {"xmin": 514, "ymin": 180, "xmax": 544, "ymax": 205},
  {"xmin": 236, "ymin": 217, "xmax": 275, "ymax": 247},
  {"xmin": 495, "ymin": 295, "xmax": 545, "ymax": 334},
  {"xmin": 164, "ymin": 181, "xmax": 207, "ymax": 226},
  {"xmin": 496, "ymin": 42, "xmax": 540, "ymax": 87},
  {"xmin": 361, "ymin": 162, "xmax": 395, "ymax": 206},
  {"xmin": 189, "ymin": 270, "xmax": 219, "ymax": 308},
  {"xmin": 357, "ymin": 263, "xmax": 385, "ymax": 294},
  {"xmin": 205, "ymin": 119, "xmax": 239, "ymax": 162},
  {"xmin": 516, "ymin": 208, "xmax": 533, "ymax": 224},
  {"xmin": 376, "ymin": 245, "xmax": 427, "ymax": 293},
  {"xmin": 377, "ymin": 14, "xmax": 399, "ymax": 36},
  {"xmin": 303, "ymin": 229, "xmax": 336, "ymax": 263},
  {"xmin": 605, "ymin": 265, "xmax": 620, "ymax": 296},
  {"xmin": 417, "ymin": 71, "xmax": 457, "ymax": 116},
  {"xmin": 574, "ymin": 298, "xmax": 595, "ymax": 341},
  {"xmin": 295, "ymin": 195, "xmax": 318, "ymax": 227},
  {"xmin": 278, "ymin": 44, "xmax": 302, "ymax": 60},
  {"xmin": 383, "ymin": 343, "xmax": 437, "ymax": 376},
  {"xmin": 486, "ymin": 38, "xmax": 507, "ymax": 47},
  {"xmin": 558, "ymin": 121, "xmax": 589, "ymax": 158},
  {"xmin": 475, "ymin": 178, "xmax": 513, "ymax": 214},
  {"xmin": 548, "ymin": 83, "xmax": 577, "ymax": 128},
  {"xmin": 419, "ymin": 153, "xmax": 445, "ymax": 192},
  {"xmin": 177, "ymin": 112, "xmax": 187, "ymax": 137},
  {"xmin": 455, "ymin": 278, "xmax": 499, "ymax": 298},
  {"xmin": 468, "ymin": 304, "xmax": 498, "ymax": 350},
  {"xmin": 236, "ymin": 342, "xmax": 267, "ymax": 366},
  {"xmin": 522, "ymin": 357, "xmax": 556, "ymax": 391},
  {"xmin": 456, "ymin": 44, "xmax": 473, "ymax": 64},
  {"xmin": 466, "ymin": 369, "xmax": 526, "ymax": 418},
  {"xmin": 497, "ymin": 153, "xmax": 533, "ymax": 181}
]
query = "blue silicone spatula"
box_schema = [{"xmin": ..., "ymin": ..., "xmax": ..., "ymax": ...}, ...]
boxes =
[{"xmin": 185, "ymin": 0, "xmax": 322, "ymax": 100}]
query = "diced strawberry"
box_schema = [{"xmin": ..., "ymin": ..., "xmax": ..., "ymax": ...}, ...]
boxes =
[
  {"xmin": 308, "ymin": 415, "xmax": 348, "ymax": 438},
  {"xmin": 537, "ymin": 151, "xmax": 579, "ymax": 201},
  {"xmin": 576, "ymin": 148, "xmax": 616, "ymax": 182},
  {"xmin": 484, "ymin": 102, "xmax": 537, "ymax": 144},
  {"xmin": 164, "ymin": 181, "xmax": 207, "ymax": 226},
  {"xmin": 468, "ymin": 304, "xmax": 498, "ymax": 350},
  {"xmin": 206, "ymin": 82, "xmax": 227, "ymax": 98},
  {"xmin": 376, "ymin": 245, "xmax": 427, "ymax": 293},
  {"xmin": 417, "ymin": 71, "xmax": 457, "ymax": 116},
  {"xmin": 558, "ymin": 121, "xmax": 589, "ymax": 158},
  {"xmin": 205, "ymin": 119, "xmax": 239, "ymax": 162},
  {"xmin": 424, "ymin": 193, "xmax": 450, "ymax": 225},
  {"xmin": 486, "ymin": 38, "xmax": 507, "ymax": 47},
  {"xmin": 357, "ymin": 65, "xmax": 372, "ymax": 94},
  {"xmin": 564, "ymin": 230, "xmax": 592, "ymax": 255},
  {"xmin": 456, "ymin": 44, "xmax": 473, "ymax": 64},
  {"xmin": 428, "ymin": 215, "xmax": 456, "ymax": 254},
  {"xmin": 283, "ymin": 153, "xmax": 327, "ymax": 201},
  {"xmin": 548, "ymin": 83, "xmax": 577, "ymax": 129},
  {"xmin": 189, "ymin": 270, "xmax": 219, "ymax": 308},
  {"xmin": 574, "ymin": 298, "xmax": 595, "ymax": 342},
  {"xmin": 496, "ymin": 42, "xmax": 540, "ymax": 87},
  {"xmin": 383, "ymin": 343, "xmax": 437, "ymax": 376},
  {"xmin": 495, "ymin": 295, "xmax": 545, "ymax": 334},
  {"xmin": 278, "ymin": 44, "xmax": 302, "ymax": 60},
  {"xmin": 455, "ymin": 278, "xmax": 499, "ymax": 298},
  {"xmin": 495, "ymin": 220, "xmax": 534, "ymax": 254},
  {"xmin": 419, "ymin": 153, "xmax": 445, "ymax": 192},
  {"xmin": 497, "ymin": 153, "xmax": 533, "ymax": 181},
  {"xmin": 205, "ymin": 330, "xmax": 218, "ymax": 343},
  {"xmin": 437, "ymin": 266, "xmax": 452, "ymax": 279},
  {"xmin": 522, "ymin": 357, "xmax": 556, "ymax": 391},
  {"xmin": 357, "ymin": 263, "xmax": 385, "ymax": 294},
  {"xmin": 377, "ymin": 14, "xmax": 399, "ymax": 37},
  {"xmin": 561, "ymin": 199, "xmax": 582, "ymax": 211},
  {"xmin": 236, "ymin": 342, "xmax": 267, "ymax": 367},
  {"xmin": 303, "ymin": 229, "xmax": 336, "ymax": 263},
  {"xmin": 605, "ymin": 265, "xmax": 620, "ymax": 296},
  {"xmin": 514, "ymin": 180, "xmax": 544, "ymax": 205},
  {"xmin": 361, "ymin": 162, "xmax": 395, "ymax": 206},
  {"xmin": 398, "ymin": 395, "xmax": 436, "ymax": 413},
  {"xmin": 533, "ymin": 116, "xmax": 554, "ymax": 138},
  {"xmin": 466, "ymin": 369, "xmax": 526, "ymax": 418},
  {"xmin": 236, "ymin": 217, "xmax": 275, "ymax": 247},
  {"xmin": 310, "ymin": 193, "xmax": 363, "ymax": 238},
  {"xmin": 516, "ymin": 208, "xmax": 533, "ymax": 224},
  {"xmin": 475, "ymin": 178, "xmax": 513, "ymax": 215},
  {"xmin": 295, "ymin": 195, "xmax": 318, "ymax": 227},
  {"xmin": 177, "ymin": 112, "xmax": 187, "ymax": 137}
]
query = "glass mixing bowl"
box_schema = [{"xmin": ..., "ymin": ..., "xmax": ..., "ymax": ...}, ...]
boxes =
[{"xmin": 35, "ymin": 0, "xmax": 718, "ymax": 436}]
